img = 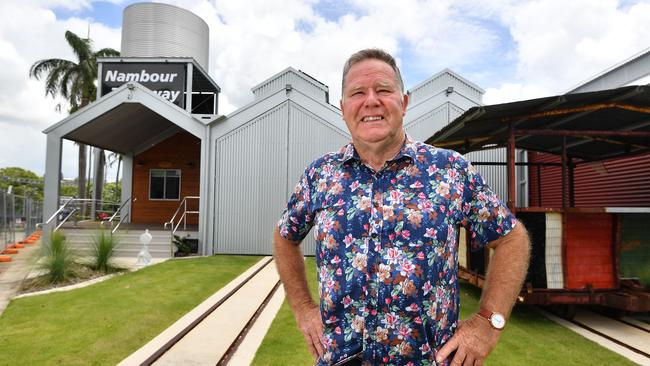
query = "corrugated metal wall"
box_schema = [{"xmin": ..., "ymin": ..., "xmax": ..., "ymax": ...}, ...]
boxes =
[
  {"xmin": 529, "ymin": 151, "xmax": 650, "ymax": 207},
  {"xmin": 214, "ymin": 103, "xmax": 289, "ymax": 254},
  {"xmin": 287, "ymin": 102, "xmax": 351, "ymax": 255},
  {"xmin": 404, "ymin": 104, "xmax": 449, "ymax": 142},
  {"xmin": 573, "ymin": 153, "xmax": 650, "ymax": 206},
  {"xmin": 466, "ymin": 148, "xmax": 528, "ymax": 207},
  {"xmin": 121, "ymin": 3, "xmax": 210, "ymax": 70},
  {"xmin": 213, "ymin": 101, "xmax": 349, "ymax": 255}
]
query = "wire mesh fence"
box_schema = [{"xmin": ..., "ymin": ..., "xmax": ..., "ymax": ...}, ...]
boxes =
[{"xmin": 0, "ymin": 191, "xmax": 42, "ymax": 249}]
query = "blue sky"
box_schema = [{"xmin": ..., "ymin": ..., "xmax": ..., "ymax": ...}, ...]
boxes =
[
  {"xmin": 0, "ymin": 0, "xmax": 649, "ymax": 177},
  {"xmin": 47, "ymin": 0, "xmax": 520, "ymax": 96},
  {"xmin": 52, "ymin": 1, "xmax": 127, "ymax": 28}
]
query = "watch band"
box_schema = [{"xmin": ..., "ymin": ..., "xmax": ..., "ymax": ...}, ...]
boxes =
[
  {"xmin": 477, "ymin": 308, "xmax": 506, "ymax": 330},
  {"xmin": 478, "ymin": 308, "xmax": 493, "ymax": 320}
]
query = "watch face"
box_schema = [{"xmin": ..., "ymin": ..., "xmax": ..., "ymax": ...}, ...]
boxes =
[{"xmin": 491, "ymin": 313, "xmax": 506, "ymax": 329}]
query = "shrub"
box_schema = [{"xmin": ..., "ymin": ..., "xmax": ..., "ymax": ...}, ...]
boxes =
[
  {"xmin": 90, "ymin": 229, "xmax": 121, "ymax": 274},
  {"xmin": 40, "ymin": 230, "xmax": 77, "ymax": 284},
  {"xmin": 173, "ymin": 235, "xmax": 198, "ymax": 257}
]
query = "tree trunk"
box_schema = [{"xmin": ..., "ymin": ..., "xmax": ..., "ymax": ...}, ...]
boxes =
[
  {"xmin": 86, "ymin": 146, "xmax": 92, "ymax": 200},
  {"xmin": 96, "ymin": 150, "xmax": 105, "ymax": 207},
  {"xmin": 77, "ymin": 144, "xmax": 86, "ymax": 199},
  {"xmin": 115, "ymin": 155, "xmax": 122, "ymax": 202},
  {"xmin": 115, "ymin": 155, "xmax": 121, "ymax": 188},
  {"xmin": 77, "ymin": 143, "xmax": 87, "ymax": 219}
]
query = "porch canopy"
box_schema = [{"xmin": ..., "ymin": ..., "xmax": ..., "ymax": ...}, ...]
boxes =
[
  {"xmin": 425, "ymin": 85, "xmax": 650, "ymax": 209},
  {"xmin": 42, "ymin": 82, "xmax": 210, "ymax": 229},
  {"xmin": 44, "ymin": 82, "xmax": 207, "ymax": 154}
]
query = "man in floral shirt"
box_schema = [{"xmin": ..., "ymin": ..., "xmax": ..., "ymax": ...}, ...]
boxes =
[{"xmin": 274, "ymin": 49, "xmax": 530, "ymax": 366}]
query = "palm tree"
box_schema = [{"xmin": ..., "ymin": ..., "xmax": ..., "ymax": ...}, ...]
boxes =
[{"xmin": 29, "ymin": 30, "xmax": 119, "ymax": 209}]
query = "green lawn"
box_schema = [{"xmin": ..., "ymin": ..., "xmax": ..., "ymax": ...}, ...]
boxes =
[
  {"xmin": 0, "ymin": 255, "xmax": 261, "ymax": 366},
  {"xmin": 253, "ymin": 258, "xmax": 637, "ymax": 366}
]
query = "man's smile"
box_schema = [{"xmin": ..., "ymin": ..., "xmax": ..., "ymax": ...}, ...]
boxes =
[{"xmin": 362, "ymin": 115, "xmax": 384, "ymax": 122}]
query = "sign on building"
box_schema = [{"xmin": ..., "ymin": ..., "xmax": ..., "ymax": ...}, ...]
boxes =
[{"xmin": 101, "ymin": 63, "xmax": 187, "ymax": 108}]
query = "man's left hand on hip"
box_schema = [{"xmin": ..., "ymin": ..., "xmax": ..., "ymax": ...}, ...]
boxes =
[{"xmin": 435, "ymin": 313, "xmax": 501, "ymax": 366}]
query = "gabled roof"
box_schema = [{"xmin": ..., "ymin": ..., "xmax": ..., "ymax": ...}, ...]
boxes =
[
  {"xmin": 407, "ymin": 68, "xmax": 484, "ymax": 107},
  {"xmin": 250, "ymin": 67, "xmax": 330, "ymax": 103},
  {"xmin": 426, "ymin": 85, "xmax": 650, "ymax": 162},
  {"xmin": 43, "ymin": 82, "xmax": 209, "ymax": 153}
]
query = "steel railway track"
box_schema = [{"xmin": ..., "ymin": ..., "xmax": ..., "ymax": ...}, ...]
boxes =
[
  {"xmin": 139, "ymin": 257, "xmax": 282, "ymax": 366},
  {"xmin": 563, "ymin": 309, "xmax": 650, "ymax": 364}
]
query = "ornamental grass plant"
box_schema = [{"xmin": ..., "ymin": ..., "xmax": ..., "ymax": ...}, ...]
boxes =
[
  {"xmin": 39, "ymin": 230, "xmax": 78, "ymax": 284},
  {"xmin": 90, "ymin": 229, "xmax": 121, "ymax": 274}
]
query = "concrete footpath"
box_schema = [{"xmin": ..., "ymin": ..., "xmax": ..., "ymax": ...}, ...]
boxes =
[{"xmin": 0, "ymin": 234, "xmax": 40, "ymax": 316}]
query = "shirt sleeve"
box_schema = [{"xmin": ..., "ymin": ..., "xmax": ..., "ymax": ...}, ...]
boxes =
[
  {"xmin": 277, "ymin": 166, "xmax": 315, "ymax": 244},
  {"xmin": 458, "ymin": 154, "xmax": 517, "ymax": 251}
]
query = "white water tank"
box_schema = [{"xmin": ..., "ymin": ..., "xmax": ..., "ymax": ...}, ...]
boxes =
[{"xmin": 121, "ymin": 2, "xmax": 209, "ymax": 70}]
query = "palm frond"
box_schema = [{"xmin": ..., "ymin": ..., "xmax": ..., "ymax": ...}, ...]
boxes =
[
  {"xmin": 31, "ymin": 30, "xmax": 118, "ymax": 112},
  {"xmin": 44, "ymin": 66, "xmax": 68, "ymax": 98},
  {"xmin": 96, "ymin": 48, "xmax": 120, "ymax": 58},
  {"xmin": 29, "ymin": 58, "xmax": 73, "ymax": 80},
  {"xmin": 65, "ymin": 30, "xmax": 93, "ymax": 63}
]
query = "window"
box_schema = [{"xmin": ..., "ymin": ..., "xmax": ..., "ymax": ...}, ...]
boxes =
[{"xmin": 149, "ymin": 169, "xmax": 181, "ymax": 200}]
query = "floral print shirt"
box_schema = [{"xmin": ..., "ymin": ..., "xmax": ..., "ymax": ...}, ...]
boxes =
[{"xmin": 278, "ymin": 135, "xmax": 516, "ymax": 366}]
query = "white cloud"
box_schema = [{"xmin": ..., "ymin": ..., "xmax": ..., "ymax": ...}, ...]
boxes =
[
  {"xmin": 484, "ymin": 0, "xmax": 650, "ymax": 103},
  {"xmin": 0, "ymin": 0, "xmax": 120, "ymax": 177},
  {"xmin": 166, "ymin": 0, "xmax": 505, "ymax": 111},
  {"xmin": 1, "ymin": 0, "xmax": 649, "ymax": 178}
]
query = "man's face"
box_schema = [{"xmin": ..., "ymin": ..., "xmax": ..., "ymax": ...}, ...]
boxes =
[{"xmin": 340, "ymin": 59, "xmax": 408, "ymax": 146}]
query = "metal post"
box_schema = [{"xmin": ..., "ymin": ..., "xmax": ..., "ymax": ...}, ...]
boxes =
[
  {"xmin": 183, "ymin": 198, "xmax": 187, "ymax": 231},
  {"xmin": 507, "ymin": 122, "xmax": 517, "ymax": 214},
  {"xmin": 568, "ymin": 158, "xmax": 575, "ymax": 207},
  {"xmin": 121, "ymin": 153, "xmax": 133, "ymax": 224},
  {"xmin": 43, "ymin": 133, "xmax": 63, "ymax": 241},
  {"xmin": 9, "ymin": 194, "xmax": 15, "ymax": 244},
  {"xmin": 613, "ymin": 214, "xmax": 621, "ymax": 289},
  {"xmin": 536, "ymin": 165, "xmax": 542, "ymax": 206},
  {"xmin": 1, "ymin": 192, "xmax": 6, "ymax": 247},
  {"xmin": 561, "ymin": 137, "xmax": 568, "ymax": 208}
]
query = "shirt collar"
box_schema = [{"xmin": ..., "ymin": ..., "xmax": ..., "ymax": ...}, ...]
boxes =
[{"xmin": 340, "ymin": 134, "xmax": 418, "ymax": 165}]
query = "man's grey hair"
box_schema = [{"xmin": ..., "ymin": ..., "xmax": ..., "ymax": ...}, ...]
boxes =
[{"xmin": 341, "ymin": 48, "xmax": 405, "ymax": 95}]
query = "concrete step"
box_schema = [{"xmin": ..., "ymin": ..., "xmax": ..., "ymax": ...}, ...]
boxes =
[
  {"xmin": 67, "ymin": 241, "xmax": 171, "ymax": 254},
  {"xmin": 63, "ymin": 231, "xmax": 172, "ymax": 260},
  {"xmin": 63, "ymin": 230, "xmax": 172, "ymax": 242},
  {"xmin": 64, "ymin": 235, "xmax": 171, "ymax": 247},
  {"xmin": 72, "ymin": 247, "xmax": 172, "ymax": 259}
]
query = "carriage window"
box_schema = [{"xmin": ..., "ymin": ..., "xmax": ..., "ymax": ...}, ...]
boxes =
[{"xmin": 149, "ymin": 169, "xmax": 181, "ymax": 200}]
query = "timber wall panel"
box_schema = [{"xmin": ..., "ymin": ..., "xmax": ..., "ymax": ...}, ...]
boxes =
[{"xmin": 131, "ymin": 131, "xmax": 201, "ymax": 224}]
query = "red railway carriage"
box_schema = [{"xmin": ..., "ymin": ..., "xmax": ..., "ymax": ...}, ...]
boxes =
[{"xmin": 426, "ymin": 85, "xmax": 650, "ymax": 312}]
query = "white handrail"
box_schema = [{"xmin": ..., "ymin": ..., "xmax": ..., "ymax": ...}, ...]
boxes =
[
  {"xmin": 164, "ymin": 196, "xmax": 199, "ymax": 236},
  {"xmin": 37, "ymin": 198, "xmax": 120, "ymax": 232},
  {"xmin": 110, "ymin": 197, "xmax": 135, "ymax": 234},
  {"xmin": 40, "ymin": 197, "xmax": 75, "ymax": 226}
]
